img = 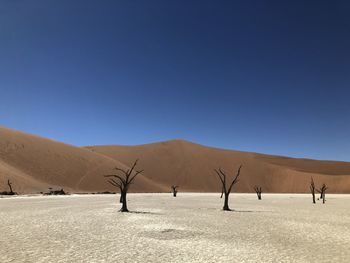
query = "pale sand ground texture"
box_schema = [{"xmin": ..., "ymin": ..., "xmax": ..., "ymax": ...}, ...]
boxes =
[{"xmin": 0, "ymin": 193, "xmax": 349, "ymax": 263}]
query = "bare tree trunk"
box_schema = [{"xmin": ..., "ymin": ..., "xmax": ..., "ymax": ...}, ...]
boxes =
[
  {"xmin": 323, "ymin": 192, "xmax": 325, "ymax": 204},
  {"xmin": 310, "ymin": 177, "xmax": 316, "ymax": 204},
  {"xmin": 120, "ymin": 192, "xmax": 128, "ymax": 212},
  {"xmin": 171, "ymin": 185, "xmax": 178, "ymax": 197},
  {"xmin": 223, "ymin": 193, "xmax": 230, "ymax": 211},
  {"xmin": 317, "ymin": 184, "xmax": 328, "ymax": 204},
  {"xmin": 119, "ymin": 194, "xmax": 123, "ymax": 203},
  {"xmin": 7, "ymin": 180, "xmax": 14, "ymax": 194},
  {"xmin": 254, "ymin": 186, "xmax": 262, "ymax": 200}
]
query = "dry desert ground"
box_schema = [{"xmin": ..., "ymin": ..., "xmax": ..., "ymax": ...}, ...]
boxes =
[{"xmin": 1, "ymin": 193, "xmax": 350, "ymax": 263}]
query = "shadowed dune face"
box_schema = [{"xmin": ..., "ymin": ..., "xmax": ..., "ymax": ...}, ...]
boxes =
[{"xmin": 1, "ymin": 126, "xmax": 350, "ymax": 193}]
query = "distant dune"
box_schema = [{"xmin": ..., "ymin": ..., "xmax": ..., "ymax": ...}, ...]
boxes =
[
  {"xmin": 1, "ymin": 126, "xmax": 349, "ymax": 193},
  {"xmin": 86, "ymin": 141, "xmax": 350, "ymax": 193}
]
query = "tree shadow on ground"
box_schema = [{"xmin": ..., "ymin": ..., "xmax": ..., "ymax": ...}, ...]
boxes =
[
  {"xmin": 223, "ymin": 209, "xmax": 270, "ymax": 213},
  {"xmin": 128, "ymin": 210, "xmax": 162, "ymax": 215}
]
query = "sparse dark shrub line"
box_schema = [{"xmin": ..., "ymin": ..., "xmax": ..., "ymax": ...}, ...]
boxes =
[{"xmin": 43, "ymin": 188, "xmax": 67, "ymax": 195}]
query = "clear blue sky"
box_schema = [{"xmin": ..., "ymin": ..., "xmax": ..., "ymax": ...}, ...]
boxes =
[{"xmin": 1, "ymin": 0, "xmax": 350, "ymax": 161}]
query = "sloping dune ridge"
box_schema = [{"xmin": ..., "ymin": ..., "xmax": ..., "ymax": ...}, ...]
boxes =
[
  {"xmin": 0, "ymin": 127, "xmax": 167, "ymax": 193},
  {"xmin": 86, "ymin": 141, "xmax": 350, "ymax": 193},
  {"xmin": 1, "ymin": 126, "xmax": 350, "ymax": 193}
]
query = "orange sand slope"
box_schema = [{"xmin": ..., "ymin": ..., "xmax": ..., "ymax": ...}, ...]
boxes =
[
  {"xmin": 1, "ymin": 126, "xmax": 349, "ymax": 193},
  {"xmin": 0, "ymin": 127, "xmax": 166, "ymax": 193},
  {"xmin": 87, "ymin": 141, "xmax": 350, "ymax": 193}
]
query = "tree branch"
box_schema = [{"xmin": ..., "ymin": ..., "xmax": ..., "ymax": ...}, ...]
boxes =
[
  {"xmin": 228, "ymin": 165, "xmax": 242, "ymax": 193},
  {"xmin": 129, "ymin": 170, "xmax": 143, "ymax": 184},
  {"xmin": 214, "ymin": 169, "xmax": 226, "ymax": 193}
]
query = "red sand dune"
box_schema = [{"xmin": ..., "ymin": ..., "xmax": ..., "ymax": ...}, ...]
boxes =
[
  {"xmin": 1, "ymin": 126, "xmax": 350, "ymax": 193},
  {"xmin": 0, "ymin": 127, "xmax": 166, "ymax": 193}
]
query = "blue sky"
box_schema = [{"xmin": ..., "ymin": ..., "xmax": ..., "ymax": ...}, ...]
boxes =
[{"xmin": 1, "ymin": 0, "xmax": 350, "ymax": 161}]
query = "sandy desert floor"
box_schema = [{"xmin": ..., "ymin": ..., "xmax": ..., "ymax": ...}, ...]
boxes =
[{"xmin": 1, "ymin": 193, "xmax": 350, "ymax": 263}]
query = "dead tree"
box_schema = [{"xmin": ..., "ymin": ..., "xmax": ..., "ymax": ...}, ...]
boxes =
[
  {"xmin": 7, "ymin": 180, "xmax": 14, "ymax": 195},
  {"xmin": 171, "ymin": 185, "xmax": 179, "ymax": 197},
  {"xmin": 310, "ymin": 177, "xmax": 316, "ymax": 204},
  {"xmin": 254, "ymin": 186, "xmax": 262, "ymax": 200},
  {"xmin": 104, "ymin": 159, "xmax": 143, "ymax": 212},
  {"xmin": 0, "ymin": 179, "xmax": 16, "ymax": 195},
  {"xmin": 317, "ymin": 184, "xmax": 328, "ymax": 204},
  {"xmin": 214, "ymin": 165, "xmax": 242, "ymax": 211}
]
